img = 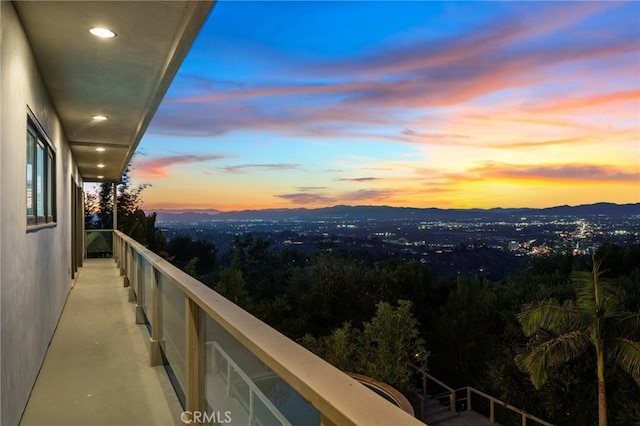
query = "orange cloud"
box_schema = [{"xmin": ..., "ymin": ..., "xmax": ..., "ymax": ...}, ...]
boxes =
[
  {"xmin": 526, "ymin": 89, "xmax": 640, "ymax": 114},
  {"xmin": 274, "ymin": 192, "xmax": 336, "ymax": 204},
  {"xmin": 470, "ymin": 162, "xmax": 639, "ymax": 183},
  {"xmin": 139, "ymin": 1, "xmax": 638, "ymax": 211}
]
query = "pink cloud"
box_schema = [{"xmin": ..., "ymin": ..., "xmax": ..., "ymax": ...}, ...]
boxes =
[
  {"xmin": 525, "ymin": 90, "xmax": 640, "ymax": 114},
  {"xmin": 148, "ymin": 1, "xmax": 637, "ymax": 149},
  {"xmin": 336, "ymin": 177, "xmax": 381, "ymax": 182},
  {"xmin": 274, "ymin": 186, "xmax": 398, "ymax": 206},
  {"xmin": 220, "ymin": 163, "xmax": 302, "ymax": 174},
  {"xmin": 132, "ymin": 154, "xmax": 230, "ymax": 178}
]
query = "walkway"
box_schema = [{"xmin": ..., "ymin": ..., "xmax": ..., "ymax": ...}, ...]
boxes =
[{"xmin": 20, "ymin": 259, "xmax": 182, "ymax": 426}]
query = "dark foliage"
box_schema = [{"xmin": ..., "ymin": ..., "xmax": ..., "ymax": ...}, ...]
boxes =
[
  {"xmin": 165, "ymin": 236, "xmax": 217, "ymax": 277},
  {"xmin": 163, "ymin": 230, "xmax": 640, "ymax": 425}
]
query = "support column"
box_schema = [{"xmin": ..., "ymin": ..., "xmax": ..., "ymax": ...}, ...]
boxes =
[
  {"xmin": 112, "ymin": 182, "xmax": 117, "ymax": 231},
  {"xmin": 78, "ymin": 187, "xmax": 84, "ymax": 267}
]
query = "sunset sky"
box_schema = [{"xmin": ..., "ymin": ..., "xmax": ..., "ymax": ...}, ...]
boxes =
[{"xmin": 132, "ymin": 1, "xmax": 640, "ymax": 212}]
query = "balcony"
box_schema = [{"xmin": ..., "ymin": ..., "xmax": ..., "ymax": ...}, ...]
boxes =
[
  {"xmin": 21, "ymin": 231, "xmax": 424, "ymax": 425},
  {"xmin": 20, "ymin": 257, "xmax": 181, "ymax": 425}
]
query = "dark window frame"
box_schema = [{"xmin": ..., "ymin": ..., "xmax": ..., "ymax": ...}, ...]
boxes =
[{"xmin": 26, "ymin": 109, "xmax": 56, "ymax": 229}]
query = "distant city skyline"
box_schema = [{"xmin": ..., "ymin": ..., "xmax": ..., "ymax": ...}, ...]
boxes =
[{"xmin": 132, "ymin": 1, "xmax": 640, "ymax": 212}]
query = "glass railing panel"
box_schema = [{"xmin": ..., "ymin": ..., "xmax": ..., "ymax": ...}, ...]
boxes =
[
  {"xmin": 159, "ymin": 274, "xmax": 187, "ymax": 404},
  {"xmin": 113, "ymin": 231, "xmax": 424, "ymax": 426},
  {"xmin": 141, "ymin": 257, "xmax": 154, "ymax": 323},
  {"xmin": 133, "ymin": 251, "xmax": 141, "ymax": 299},
  {"xmin": 204, "ymin": 316, "xmax": 319, "ymax": 425},
  {"xmin": 85, "ymin": 230, "xmax": 113, "ymax": 258},
  {"xmin": 125, "ymin": 244, "xmax": 133, "ymax": 280}
]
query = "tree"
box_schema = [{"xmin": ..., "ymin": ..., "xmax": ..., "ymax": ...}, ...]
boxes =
[
  {"xmin": 301, "ymin": 300, "xmax": 428, "ymax": 395},
  {"xmin": 84, "ymin": 191, "xmax": 100, "ymax": 228},
  {"xmin": 215, "ymin": 268, "xmax": 251, "ymax": 309},
  {"xmin": 228, "ymin": 234, "xmax": 280, "ymax": 300},
  {"xmin": 300, "ymin": 322, "xmax": 360, "ymax": 374},
  {"xmin": 376, "ymin": 259, "xmax": 432, "ymax": 325},
  {"xmin": 362, "ymin": 300, "xmax": 428, "ymax": 393},
  {"xmin": 431, "ymin": 276, "xmax": 502, "ymax": 387},
  {"xmin": 97, "ymin": 182, "xmax": 114, "ymax": 228},
  {"xmin": 515, "ymin": 257, "xmax": 640, "ymax": 426},
  {"xmin": 288, "ymin": 252, "xmax": 390, "ymax": 336},
  {"xmin": 84, "ymin": 162, "xmax": 165, "ymax": 253},
  {"xmin": 165, "ymin": 236, "xmax": 217, "ymax": 276}
]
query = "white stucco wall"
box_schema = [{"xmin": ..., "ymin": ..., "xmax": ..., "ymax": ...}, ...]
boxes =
[{"xmin": 1, "ymin": 3, "xmax": 80, "ymax": 425}]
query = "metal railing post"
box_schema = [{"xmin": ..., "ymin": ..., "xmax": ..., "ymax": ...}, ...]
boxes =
[
  {"xmin": 490, "ymin": 399, "xmax": 495, "ymax": 422},
  {"xmin": 467, "ymin": 388, "xmax": 472, "ymax": 412}
]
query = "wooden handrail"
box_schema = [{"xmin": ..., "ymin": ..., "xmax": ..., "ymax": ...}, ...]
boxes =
[
  {"xmin": 114, "ymin": 231, "xmax": 424, "ymax": 426},
  {"xmin": 455, "ymin": 386, "xmax": 554, "ymax": 426},
  {"xmin": 413, "ymin": 364, "xmax": 553, "ymax": 426},
  {"xmin": 424, "ymin": 372, "xmax": 456, "ymax": 394},
  {"xmin": 412, "ymin": 366, "xmax": 456, "ymax": 415}
]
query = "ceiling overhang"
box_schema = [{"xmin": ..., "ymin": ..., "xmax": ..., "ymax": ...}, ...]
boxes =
[{"xmin": 13, "ymin": 1, "xmax": 215, "ymax": 182}]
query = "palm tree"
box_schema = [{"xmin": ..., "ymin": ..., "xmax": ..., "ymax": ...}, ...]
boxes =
[{"xmin": 515, "ymin": 257, "xmax": 640, "ymax": 426}]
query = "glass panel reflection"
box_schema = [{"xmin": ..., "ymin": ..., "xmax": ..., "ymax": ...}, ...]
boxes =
[
  {"xmin": 204, "ymin": 316, "xmax": 319, "ymax": 425},
  {"xmin": 159, "ymin": 275, "xmax": 186, "ymax": 404}
]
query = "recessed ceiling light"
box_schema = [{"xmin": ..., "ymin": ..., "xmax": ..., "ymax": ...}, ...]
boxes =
[
  {"xmin": 95, "ymin": 147, "xmax": 106, "ymax": 152},
  {"xmin": 97, "ymin": 175, "xmax": 104, "ymax": 179},
  {"xmin": 92, "ymin": 115, "xmax": 108, "ymax": 121},
  {"xmin": 89, "ymin": 27, "xmax": 116, "ymax": 38},
  {"xmin": 97, "ymin": 164, "xmax": 105, "ymax": 168}
]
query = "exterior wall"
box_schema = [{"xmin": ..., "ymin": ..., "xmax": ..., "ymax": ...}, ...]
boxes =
[{"xmin": 1, "ymin": 3, "xmax": 80, "ymax": 425}]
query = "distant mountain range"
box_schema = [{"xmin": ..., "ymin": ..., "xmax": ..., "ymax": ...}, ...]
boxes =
[{"xmin": 154, "ymin": 202, "xmax": 639, "ymax": 223}]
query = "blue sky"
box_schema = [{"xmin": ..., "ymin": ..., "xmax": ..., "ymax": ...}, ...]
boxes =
[{"xmin": 133, "ymin": 1, "xmax": 640, "ymax": 211}]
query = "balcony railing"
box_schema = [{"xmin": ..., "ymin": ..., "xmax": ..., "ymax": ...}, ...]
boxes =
[
  {"xmin": 85, "ymin": 229, "xmax": 113, "ymax": 258},
  {"xmin": 208, "ymin": 341, "xmax": 292, "ymax": 425},
  {"xmin": 415, "ymin": 368, "xmax": 553, "ymax": 426},
  {"xmin": 113, "ymin": 230, "xmax": 424, "ymax": 426}
]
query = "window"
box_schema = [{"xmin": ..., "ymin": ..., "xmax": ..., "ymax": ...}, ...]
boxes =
[{"xmin": 27, "ymin": 111, "xmax": 56, "ymax": 226}]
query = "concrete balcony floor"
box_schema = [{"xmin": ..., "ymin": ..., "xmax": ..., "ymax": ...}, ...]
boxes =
[{"xmin": 20, "ymin": 259, "xmax": 182, "ymax": 426}]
